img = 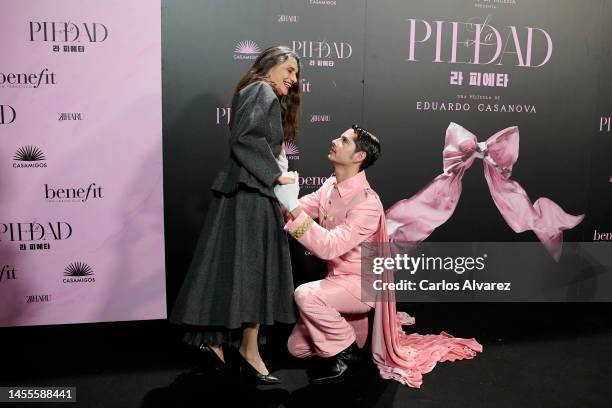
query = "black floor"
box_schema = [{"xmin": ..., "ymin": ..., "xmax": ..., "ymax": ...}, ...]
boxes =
[{"xmin": 2, "ymin": 303, "xmax": 612, "ymax": 408}]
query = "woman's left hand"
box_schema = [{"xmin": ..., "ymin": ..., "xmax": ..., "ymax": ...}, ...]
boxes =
[{"xmin": 277, "ymin": 171, "xmax": 298, "ymax": 185}]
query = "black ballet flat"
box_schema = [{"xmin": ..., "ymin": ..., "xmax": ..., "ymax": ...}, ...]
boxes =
[
  {"xmin": 198, "ymin": 344, "xmax": 226, "ymax": 372},
  {"xmin": 236, "ymin": 351, "xmax": 281, "ymax": 385}
]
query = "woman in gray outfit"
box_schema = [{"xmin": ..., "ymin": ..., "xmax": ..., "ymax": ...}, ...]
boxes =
[{"xmin": 171, "ymin": 46, "xmax": 302, "ymax": 384}]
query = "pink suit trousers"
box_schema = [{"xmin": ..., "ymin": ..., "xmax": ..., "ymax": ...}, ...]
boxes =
[{"xmin": 287, "ymin": 278, "xmax": 372, "ymax": 358}]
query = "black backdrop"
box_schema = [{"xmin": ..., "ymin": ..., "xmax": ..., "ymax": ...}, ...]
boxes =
[{"xmin": 162, "ymin": 0, "xmax": 612, "ymax": 308}]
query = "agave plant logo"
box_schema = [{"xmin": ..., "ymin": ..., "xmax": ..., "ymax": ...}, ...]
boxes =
[
  {"xmin": 64, "ymin": 262, "xmax": 94, "ymax": 276},
  {"xmin": 14, "ymin": 145, "xmax": 46, "ymax": 161},
  {"xmin": 285, "ymin": 141, "xmax": 299, "ymax": 155},
  {"xmin": 234, "ymin": 40, "xmax": 260, "ymax": 54},
  {"xmin": 234, "ymin": 40, "xmax": 260, "ymax": 60},
  {"xmin": 285, "ymin": 141, "xmax": 300, "ymax": 160},
  {"xmin": 63, "ymin": 261, "xmax": 95, "ymax": 283}
]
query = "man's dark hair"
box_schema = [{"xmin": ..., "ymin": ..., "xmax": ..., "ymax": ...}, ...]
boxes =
[{"xmin": 352, "ymin": 124, "xmax": 381, "ymax": 171}]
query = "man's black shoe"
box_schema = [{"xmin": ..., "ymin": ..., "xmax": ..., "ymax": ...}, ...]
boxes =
[
  {"xmin": 311, "ymin": 359, "xmax": 349, "ymax": 385},
  {"xmin": 337, "ymin": 341, "xmax": 362, "ymax": 364},
  {"xmin": 311, "ymin": 341, "xmax": 361, "ymax": 385}
]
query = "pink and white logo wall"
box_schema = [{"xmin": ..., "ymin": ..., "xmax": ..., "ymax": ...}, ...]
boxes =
[{"xmin": 0, "ymin": 0, "xmax": 165, "ymax": 327}]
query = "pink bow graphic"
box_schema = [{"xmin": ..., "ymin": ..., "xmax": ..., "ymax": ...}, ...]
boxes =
[{"xmin": 386, "ymin": 122, "xmax": 584, "ymax": 261}]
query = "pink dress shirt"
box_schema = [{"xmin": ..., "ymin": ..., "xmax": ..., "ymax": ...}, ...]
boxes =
[{"xmin": 284, "ymin": 171, "xmax": 382, "ymax": 307}]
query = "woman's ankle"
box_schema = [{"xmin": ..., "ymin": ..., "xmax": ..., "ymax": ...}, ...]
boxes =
[
  {"xmin": 238, "ymin": 346, "xmax": 260, "ymax": 360},
  {"xmin": 208, "ymin": 344, "xmax": 225, "ymax": 362}
]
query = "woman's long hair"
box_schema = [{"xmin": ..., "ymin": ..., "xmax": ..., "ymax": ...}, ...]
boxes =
[{"xmin": 234, "ymin": 45, "xmax": 301, "ymax": 141}]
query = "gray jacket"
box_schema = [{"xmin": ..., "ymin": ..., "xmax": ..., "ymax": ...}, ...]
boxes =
[{"xmin": 211, "ymin": 81, "xmax": 284, "ymax": 198}]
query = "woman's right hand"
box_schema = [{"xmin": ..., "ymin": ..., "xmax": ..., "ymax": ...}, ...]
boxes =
[{"xmin": 277, "ymin": 171, "xmax": 298, "ymax": 185}]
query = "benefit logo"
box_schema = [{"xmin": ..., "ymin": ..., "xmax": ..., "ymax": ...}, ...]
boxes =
[
  {"xmin": 13, "ymin": 146, "xmax": 47, "ymax": 168},
  {"xmin": 301, "ymin": 78, "xmax": 312, "ymax": 93},
  {"xmin": 0, "ymin": 69, "xmax": 57, "ymax": 89},
  {"xmin": 0, "ymin": 265, "xmax": 17, "ymax": 283},
  {"xmin": 300, "ymin": 175, "xmax": 329, "ymax": 190},
  {"xmin": 593, "ymin": 230, "xmax": 612, "ymax": 241},
  {"xmin": 45, "ymin": 183, "xmax": 104, "ymax": 203}
]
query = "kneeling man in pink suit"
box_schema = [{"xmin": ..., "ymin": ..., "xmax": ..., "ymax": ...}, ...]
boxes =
[
  {"xmin": 274, "ymin": 124, "xmax": 383, "ymax": 384},
  {"xmin": 275, "ymin": 125, "xmax": 483, "ymax": 387}
]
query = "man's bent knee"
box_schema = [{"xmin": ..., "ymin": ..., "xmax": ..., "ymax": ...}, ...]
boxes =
[
  {"xmin": 287, "ymin": 335, "xmax": 312, "ymax": 358},
  {"xmin": 294, "ymin": 283, "xmax": 314, "ymax": 309}
]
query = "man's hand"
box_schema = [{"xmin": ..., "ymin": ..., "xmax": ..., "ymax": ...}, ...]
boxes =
[{"xmin": 274, "ymin": 181, "xmax": 300, "ymax": 212}]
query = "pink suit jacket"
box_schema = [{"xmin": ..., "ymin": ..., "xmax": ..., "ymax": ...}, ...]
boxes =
[{"xmin": 284, "ymin": 171, "xmax": 383, "ymax": 308}]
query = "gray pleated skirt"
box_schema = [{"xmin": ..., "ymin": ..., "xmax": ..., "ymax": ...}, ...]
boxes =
[{"xmin": 170, "ymin": 186, "xmax": 296, "ymax": 347}]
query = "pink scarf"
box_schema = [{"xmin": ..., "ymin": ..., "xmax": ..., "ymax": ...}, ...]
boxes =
[{"xmin": 370, "ymin": 212, "xmax": 483, "ymax": 388}]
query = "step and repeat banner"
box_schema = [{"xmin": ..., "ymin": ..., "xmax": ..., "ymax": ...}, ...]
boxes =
[
  {"xmin": 2, "ymin": 0, "xmax": 611, "ymax": 325},
  {"xmin": 163, "ymin": 0, "xmax": 611, "ymax": 303},
  {"xmin": 0, "ymin": 0, "xmax": 166, "ymax": 326}
]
